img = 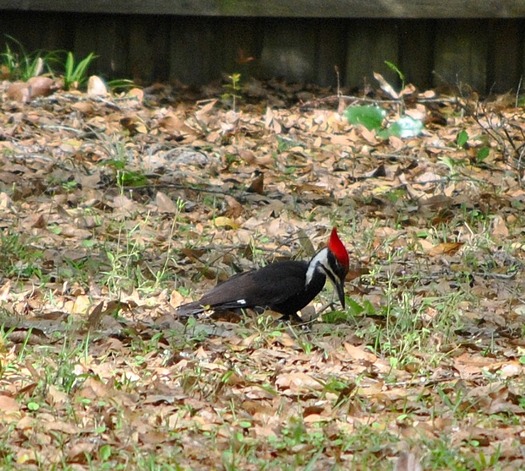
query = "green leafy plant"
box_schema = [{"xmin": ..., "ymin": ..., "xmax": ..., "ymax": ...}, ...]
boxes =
[
  {"xmin": 456, "ymin": 129, "xmax": 469, "ymax": 148},
  {"xmin": 61, "ymin": 51, "xmax": 97, "ymax": 90},
  {"xmin": 322, "ymin": 298, "xmax": 376, "ymax": 323},
  {"xmin": 221, "ymin": 72, "xmax": 242, "ymax": 111},
  {"xmin": 345, "ymin": 62, "xmax": 423, "ymax": 139},
  {"xmin": 344, "ymin": 104, "xmax": 423, "ymax": 139},
  {"xmin": 456, "ymin": 129, "xmax": 491, "ymax": 165},
  {"xmin": 96, "ymin": 132, "xmax": 150, "ymax": 188},
  {"xmin": 475, "ymin": 146, "xmax": 490, "ymax": 163},
  {"xmin": 0, "ymin": 36, "xmax": 48, "ymax": 80},
  {"xmin": 385, "ymin": 60, "xmax": 406, "ymax": 89},
  {"xmin": 116, "ymin": 169, "xmax": 149, "ymax": 187},
  {"xmin": 344, "ymin": 105, "xmax": 386, "ymax": 131},
  {"xmin": 107, "ymin": 78, "xmax": 136, "ymax": 93},
  {"xmin": 0, "ymin": 38, "xmax": 135, "ymax": 96}
]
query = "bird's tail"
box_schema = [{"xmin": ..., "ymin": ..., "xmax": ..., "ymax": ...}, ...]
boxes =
[{"xmin": 176, "ymin": 301, "xmax": 205, "ymax": 317}]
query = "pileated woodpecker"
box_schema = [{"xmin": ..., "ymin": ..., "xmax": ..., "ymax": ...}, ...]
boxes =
[{"xmin": 177, "ymin": 228, "xmax": 349, "ymax": 321}]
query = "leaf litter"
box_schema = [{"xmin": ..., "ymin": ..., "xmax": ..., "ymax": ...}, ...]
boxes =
[{"xmin": 0, "ymin": 76, "xmax": 524, "ymax": 469}]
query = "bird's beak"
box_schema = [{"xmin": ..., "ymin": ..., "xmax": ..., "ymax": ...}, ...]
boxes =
[{"xmin": 335, "ymin": 277, "xmax": 346, "ymax": 309}]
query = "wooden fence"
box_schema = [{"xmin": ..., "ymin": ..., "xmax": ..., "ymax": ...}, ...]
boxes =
[{"xmin": 1, "ymin": 2, "xmax": 525, "ymax": 93}]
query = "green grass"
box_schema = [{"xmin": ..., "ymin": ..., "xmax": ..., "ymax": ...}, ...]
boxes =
[
  {"xmin": 0, "ymin": 231, "xmax": 46, "ymax": 281},
  {"xmin": 1, "ymin": 37, "xmax": 98, "ymax": 90},
  {"xmin": 0, "ymin": 36, "xmax": 52, "ymax": 80}
]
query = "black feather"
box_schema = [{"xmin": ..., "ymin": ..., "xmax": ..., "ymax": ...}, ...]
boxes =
[{"xmin": 177, "ymin": 260, "xmax": 325, "ymax": 319}]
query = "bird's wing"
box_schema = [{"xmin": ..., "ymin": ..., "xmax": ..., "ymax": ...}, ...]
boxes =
[{"xmin": 198, "ymin": 261, "xmax": 308, "ymax": 311}]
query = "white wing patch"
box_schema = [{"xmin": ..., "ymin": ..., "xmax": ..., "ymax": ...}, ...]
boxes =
[{"xmin": 236, "ymin": 299, "xmax": 247, "ymax": 305}]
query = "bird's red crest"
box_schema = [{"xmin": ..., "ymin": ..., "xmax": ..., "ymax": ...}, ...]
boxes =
[{"xmin": 328, "ymin": 227, "xmax": 349, "ymax": 268}]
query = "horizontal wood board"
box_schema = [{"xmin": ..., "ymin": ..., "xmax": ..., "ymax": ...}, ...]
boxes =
[{"xmin": 3, "ymin": 0, "xmax": 525, "ymax": 18}]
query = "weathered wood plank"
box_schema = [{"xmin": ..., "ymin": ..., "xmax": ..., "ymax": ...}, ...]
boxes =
[
  {"xmin": 169, "ymin": 17, "xmax": 224, "ymax": 85},
  {"xmin": 128, "ymin": 16, "xmax": 170, "ymax": 84},
  {"xmin": 259, "ymin": 19, "xmax": 317, "ymax": 83},
  {"xmin": 0, "ymin": 11, "xmax": 71, "ymax": 53},
  {"xmin": 3, "ymin": 0, "xmax": 525, "ymax": 18},
  {"xmin": 315, "ymin": 20, "xmax": 346, "ymax": 87},
  {"xmin": 488, "ymin": 19, "xmax": 521, "ymax": 93},
  {"xmin": 215, "ymin": 18, "xmax": 261, "ymax": 81},
  {"xmin": 74, "ymin": 15, "xmax": 129, "ymax": 78},
  {"xmin": 398, "ymin": 20, "xmax": 435, "ymax": 91},
  {"xmin": 434, "ymin": 20, "xmax": 488, "ymax": 92},
  {"xmin": 345, "ymin": 20, "xmax": 400, "ymax": 91}
]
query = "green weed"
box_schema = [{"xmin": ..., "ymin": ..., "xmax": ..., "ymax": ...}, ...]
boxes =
[
  {"xmin": 0, "ymin": 36, "xmax": 50, "ymax": 80},
  {"xmin": 61, "ymin": 51, "xmax": 97, "ymax": 90},
  {"xmin": 221, "ymin": 72, "xmax": 242, "ymax": 111}
]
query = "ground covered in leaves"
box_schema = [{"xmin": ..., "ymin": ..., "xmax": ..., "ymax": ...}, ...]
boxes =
[{"xmin": 0, "ymin": 77, "xmax": 525, "ymax": 470}]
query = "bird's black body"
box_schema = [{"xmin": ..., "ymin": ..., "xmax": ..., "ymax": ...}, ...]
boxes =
[
  {"xmin": 177, "ymin": 228, "xmax": 350, "ymax": 321},
  {"xmin": 177, "ymin": 260, "xmax": 326, "ymax": 319}
]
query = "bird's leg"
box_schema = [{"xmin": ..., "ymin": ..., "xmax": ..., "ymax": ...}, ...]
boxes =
[{"xmin": 288, "ymin": 312, "xmax": 305, "ymax": 324}]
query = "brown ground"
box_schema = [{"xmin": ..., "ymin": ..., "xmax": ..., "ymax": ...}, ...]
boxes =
[{"xmin": 0, "ymin": 77, "xmax": 524, "ymax": 469}]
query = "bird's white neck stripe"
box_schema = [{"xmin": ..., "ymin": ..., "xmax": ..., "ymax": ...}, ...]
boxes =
[{"xmin": 305, "ymin": 248, "xmax": 329, "ymax": 286}]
